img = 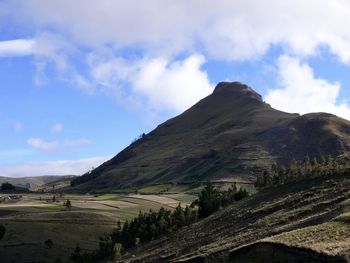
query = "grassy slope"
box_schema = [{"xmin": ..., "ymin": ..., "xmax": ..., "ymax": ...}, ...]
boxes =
[{"xmin": 123, "ymin": 174, "xmax": 350, "ymax": 262}]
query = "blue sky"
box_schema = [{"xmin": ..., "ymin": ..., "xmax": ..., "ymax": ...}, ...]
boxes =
[{"xmin": 1, "ymin": 0, "xmax": 350, "ymax": 177}]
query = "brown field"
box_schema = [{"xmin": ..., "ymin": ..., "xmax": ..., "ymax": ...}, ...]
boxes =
[{"xmin": 0, "ymin": 192, "xmax": 196, "ymax": 262}]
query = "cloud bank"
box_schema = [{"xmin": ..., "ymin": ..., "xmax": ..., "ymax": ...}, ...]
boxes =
[{"xmin": 3, "ymin": 0, "xmax": 350, "ymax": 62}]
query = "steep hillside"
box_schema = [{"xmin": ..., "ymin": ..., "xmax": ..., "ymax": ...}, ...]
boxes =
[
  {"xmin": 122, "ymin": 173, "xmax": 350, "ymax": 262},
  {"xmin": 71, "ymin": 82, "xmax": 350, "ymax": 191}
]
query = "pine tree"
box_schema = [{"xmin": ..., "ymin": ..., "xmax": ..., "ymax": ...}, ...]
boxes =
[
  {"xmin": 0, "ymin": 224, "xmax": 5, "ymax": 240},
  {"xmin": 198, "ymin": 183, "xmax": 220, "ymax": 218}
]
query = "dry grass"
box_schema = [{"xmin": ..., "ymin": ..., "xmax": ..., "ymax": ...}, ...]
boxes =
[
  {"xmin": 266, "ymin": 220, "xmax": 350, "ymax": 256},
  {"xmin": 128, "ymin": 194, "xmax": 181, "ymax": 208}
]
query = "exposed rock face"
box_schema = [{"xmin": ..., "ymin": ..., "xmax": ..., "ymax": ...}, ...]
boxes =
[{"xmin": 71, "ymin": 82, "xmax": 350, "ymax": 191}]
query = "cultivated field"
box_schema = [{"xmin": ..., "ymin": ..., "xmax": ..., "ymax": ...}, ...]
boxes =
[{"xmin": 0, "ymin": 192, "xmax": 196, "ymax": 262}]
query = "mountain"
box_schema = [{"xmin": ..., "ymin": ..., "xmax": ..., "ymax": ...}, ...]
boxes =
[{"xmin": 71, "ymin": 82, "xmax": 350, "ymax": 191}]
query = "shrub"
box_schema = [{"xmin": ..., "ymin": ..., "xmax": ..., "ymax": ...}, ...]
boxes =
[{"xmin": 0, "ymin": 224, "xmax": 5, "ymax": 240}]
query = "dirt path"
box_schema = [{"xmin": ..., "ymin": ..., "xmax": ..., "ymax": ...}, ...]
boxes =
[{"xmin": 128, "ymin": 194, "xmax": 181, "ymax": 208}]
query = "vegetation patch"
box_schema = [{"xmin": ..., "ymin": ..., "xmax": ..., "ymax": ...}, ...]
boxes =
[{"xmin": 266, "ymin": 220, "xmax": 350, "ymax": 256}]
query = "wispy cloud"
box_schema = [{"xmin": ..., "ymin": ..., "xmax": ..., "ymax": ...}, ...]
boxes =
[
  {"xmin": 51, "ymin": 122, "xmax": 63, "ymax": 133},
  {"xmin": 27, "ymin": 138, "xmax": 59, "ymax": 152},
  {"xmin": 9, "ymin": 120, "xmax": 23, "ymax": 132},
  {"xmin": 0, "ymin": 156, "xmax": 111, "ymax": 177},
  {"xmin": 27, "ymin": 137, "xmax": 91, "ymax": 152},
  {"xmin": 0, "ymin": 39, "xmax": 35, "ymax": 57}
]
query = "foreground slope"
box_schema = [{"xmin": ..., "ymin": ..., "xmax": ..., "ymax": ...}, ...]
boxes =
[
  {"xmin": 123, "ymin": 174, "xmax": 350, "ymax": 262},
  {"xmin": 72, "ymin": 82, "xmax": 350, "ymax": 191}
]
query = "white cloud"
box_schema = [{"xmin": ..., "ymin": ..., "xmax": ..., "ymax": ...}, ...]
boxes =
[
  {"xmin": 265, "ymin": 55, "xmax": 350, "ymax": 120},
  {"xmin": 27, "ymin": 138, "xmax": 59, "ymax": 152},
  {"xmin": 0, "ymin": 156, "xmax": 111, "ymax": 177},
  {"xmin": 90, "ymin": 54, "xmax": 213, "ymax": 112},
  {"xmin": 133, "ymin": 55, "xmax": 213, "ymax": 112},
  {"xmin": 2, "ymin": 0, "xmax": 350, "ymax": 117},
  {"xmin": 0, "ymin": 34, "xmax": 88, "ymax": 94},
  {"xmin": 0, "ymin": 39, "xmax": 35, "ymax": 56},
  {"xmin": 27, "ymin": 137, "xmax": 91, "ymax": 152},
  {"xmin": 3, "ymin": 0, "xmax": 350, "ymax": 62},
  {"xmin": 51, "ymin": 122, "xmax": 63, "ymax": 133}
]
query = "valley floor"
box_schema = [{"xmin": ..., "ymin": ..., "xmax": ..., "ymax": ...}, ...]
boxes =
[{"xmin": 0, "ymin": 192, "xmax": 196, "ymax": 262}]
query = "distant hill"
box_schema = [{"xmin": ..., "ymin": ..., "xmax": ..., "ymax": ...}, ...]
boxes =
[
  {"xmin": 71, "ymin": 82, "xmax": 350, "ymax": 191},
  {"xmin": 0, "ymin": 175, "xmax": 77, "ymax": 191}
]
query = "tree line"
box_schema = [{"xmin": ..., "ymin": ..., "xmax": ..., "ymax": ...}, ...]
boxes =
[
  {"xmin": 255, "ymin": 155, "xmax": 350, "ymax": 188},
  {"xmin": 70, "ymin": 204, "xmax": 197, "ymax": 262},
  {"xmin": 70, "ymin": 183, "xmax": 249, "ymax": 262},
  {"xmin": 1, "ymin": 182, "xmax": 15, "ymax": 191},
  {"xmin": 196, "ymin": 182, "xmax": 249, "ymax": 218}
]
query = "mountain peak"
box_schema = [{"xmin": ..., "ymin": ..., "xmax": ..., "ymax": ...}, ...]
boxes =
[{"xmin": 213, "ymin": 81, "xmax": 263, "ymax": 102}]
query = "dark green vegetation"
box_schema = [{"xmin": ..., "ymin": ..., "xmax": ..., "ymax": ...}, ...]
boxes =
[
  {"xmin": 71, "ymin": 82, "xmax": 350, "ymax": 192},
  {"xmin": 197, "ymin": 183, "xmax": 248, "ymax": 218},
  {"xmin": 1, "ymin": 182, "xmax": 15, "ymax": 191},
  {"xmin": 122, "ymin": 172, "xmax": 350, "ymax": 262},
  {"xmin": 0, "ymin": 224, "xmax": 5, "ymax": 240},
  {"xmin": 255, "ymin": 155, "xmax": 347, "ymax": 188}
]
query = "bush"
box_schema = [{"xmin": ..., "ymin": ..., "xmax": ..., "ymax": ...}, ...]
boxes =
[
  {"xmin": 44, "ymin": 239, "xmax": 53, "ymax": 249},
  {"xmin": 0, "ymin": 224, "xmax": 5, "ymax": 240},
  {"xmin": 1, "ymin": 182, "xmax": 15, "ymax": 190}
]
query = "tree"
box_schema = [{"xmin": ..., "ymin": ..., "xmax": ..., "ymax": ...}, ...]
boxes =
[
  {"xmin": 198, "ymin": 183, "xmax": 221, "ymax": 218},
  {"xmin": 234, "ymin": 187, "xmax": 249, "ymax": 201},
  {"xmin": 64, "ymin": 199, "xmax": 72, "ymax": 209},
  {"xmin": 0, "ymin": 224, "xmax": 5, "ymax": 240},
  {"xmin": 44, "ymin": 239, "xmax": 53, "ymax": 249},
  {"xmin": 70, "ymin": 244, "xmax": 82, "ymax": 261},
  {"xmin": 172, "ymin": 203, "xmax": 185, "ymax": 228},
  {"xmin": 1, "ymin": 182, "xmax": 15, "ymax": 191}
]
